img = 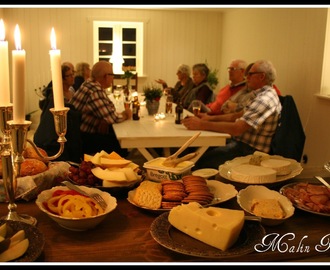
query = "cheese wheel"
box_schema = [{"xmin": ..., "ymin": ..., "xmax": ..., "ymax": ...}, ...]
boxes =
[
  {"xmin": 230, "ymin": 164, "xmax": 277, "ymax": 183},
  {"xmin": 260, "ymin": 158, "xmax": 292, "ymax": 176}
]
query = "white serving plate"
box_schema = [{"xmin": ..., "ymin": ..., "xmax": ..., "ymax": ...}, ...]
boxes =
[
  {"xmin": 218, "ymin": 155, "xmax": 303, "ymax": 184},
  {"xmin": 192, "ymin": 168, "xmax": 219, "ymax": 179},
  {"xmin": 127, "ymin": 180, "xmax": 238, "ymax": 213}
]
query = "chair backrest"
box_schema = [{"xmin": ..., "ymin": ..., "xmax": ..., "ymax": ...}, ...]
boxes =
[
  {"xmin": 112, "ymin": 73, "xmax": 138, "ymax": 91},
  {"xmin": 269, "ymin": 95, "xmax": 305, "ymax": 162}
]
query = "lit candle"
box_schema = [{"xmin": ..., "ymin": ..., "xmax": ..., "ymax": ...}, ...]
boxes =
[
  {"xmin": 0, "ymin": 19, "xmax": 10, "ymax": 106},
  {"xmin": 12, "ymin": 24, "xmax": 26, "ymax": 123},
  {"xmin": 49, "ymin": 28, "xmax": 64, "ymax": 110}
]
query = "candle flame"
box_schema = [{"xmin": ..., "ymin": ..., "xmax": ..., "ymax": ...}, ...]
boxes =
[
  {"xmin": 0, "ymin": 19, "xmax": 5, "ymax": 41},
  {"xmin": 14, "ymin": 24, "xmax": 21, "ymax": 50},
  {"xmin": 50, "ymin": 27, "xmax": 56, "ymax": 50}
]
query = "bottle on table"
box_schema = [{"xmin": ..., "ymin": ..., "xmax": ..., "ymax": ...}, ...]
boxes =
[
  {"xmin": 175, "ymin": 101, "xmax": 183, "ymax": 124},
  {"xmin": 132, "ymin": 95, "xmax": 140, "ymax": 121}
]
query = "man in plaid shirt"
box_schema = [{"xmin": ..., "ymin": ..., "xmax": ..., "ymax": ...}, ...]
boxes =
[
  {"xmin": 182, "ymin": 60, "xmax": 281, "ymax": 169},
  {"xmin": 70, "ymin": 61, "xmax": 132, "ymax": 157}
]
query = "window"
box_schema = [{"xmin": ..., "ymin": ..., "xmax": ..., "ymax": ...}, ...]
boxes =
[{"xmin": 93, "ymin": 21, "xmax": 144, "ymax": 75}]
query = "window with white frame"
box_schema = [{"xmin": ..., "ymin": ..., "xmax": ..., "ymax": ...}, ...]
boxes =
[{"xmin": 93, "ymin": 21, "xmax": 144, "ymax": 75}]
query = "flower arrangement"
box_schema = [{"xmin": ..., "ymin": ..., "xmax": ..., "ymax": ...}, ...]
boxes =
[
  {"xmin": 121, "ymin": 66, "xmax": 136, "ymax": 80},
  {"xmin": 142, "ymin": 84, "xmax": 163, "ymax": 101}
]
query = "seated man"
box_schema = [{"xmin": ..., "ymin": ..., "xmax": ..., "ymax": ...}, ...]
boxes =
[
  {"xmin": 182, "ymin": 60, "xmax": 282, "ymax": 170},
  {"xmin": 70, "ymin": 61, "xmax": 132, "ymax": 157},
  {"xmin": 205, "ymin": 59, "xmax": 247, "ymax": 115}
]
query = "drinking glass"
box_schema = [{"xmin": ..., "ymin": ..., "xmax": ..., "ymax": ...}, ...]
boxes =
[
  {"xmin": 166, "ymin": 95, "xmax": 173, "ymax": 114},
  {"xmin": 192, "ymin": 100, "xmax": 202, "ymax": 116}
]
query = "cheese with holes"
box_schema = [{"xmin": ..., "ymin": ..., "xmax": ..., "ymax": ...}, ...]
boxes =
[
  {"xmin": 260, "ymin": 158, "xmax": 292, "ymax": 176},
  {"xmin": 168, "ymin": 202, "xmax": 245, "ymax": 251},
  {"xmin": 231, "ymin": 164, "xmax": 277, "ymax": 183}
]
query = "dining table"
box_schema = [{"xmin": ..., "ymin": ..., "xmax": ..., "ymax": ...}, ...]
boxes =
[
  {"xmin": 110, "ymin": 93, "xmax": 230, "ymax": 162},
  {"xmin": 4, "ymin": 174, "xmax": 330, "ymax": 265}
]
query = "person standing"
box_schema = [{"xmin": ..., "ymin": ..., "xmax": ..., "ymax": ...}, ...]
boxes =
[
  {"xmin": 70, "ymin": 60, "xmax": 132, "ymax": 157},
  {"xmin": 182, "ymin": 60, "xmax": 282, "ymax": 169}
]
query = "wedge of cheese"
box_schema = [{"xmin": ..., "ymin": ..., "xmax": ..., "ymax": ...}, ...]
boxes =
[
  {"xmin": 168, "ymin": 202, "xmax": 245, "ymax": 251},
  {"xmin": 260, "ymin": 158, "xmax": 291, "ymax": 176}
]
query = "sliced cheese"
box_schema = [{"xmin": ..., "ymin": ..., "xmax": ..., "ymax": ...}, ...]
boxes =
[
  {"xmin": 106, "ymin": 151, "xmax": 124, "ymax": 160},
  {"xmin": 91, "ymin": 167, "xmax": 127, "ymax": 181},
  {"xmin": 90, "ymin": 152, "xmax": 103, "ymax": 166},
  {"xmin": 117, "ymin": 168, "xmax": 138, "ymax": 182},
  {"xmin": 260, "ymin": 158, "xmax": 291, "ymax": 176},
  {"xmin": 83, "ymin": 154, "xmax": 93, "ymax": 162},
  {"xmin": 168, "ymin": 202, "xmax": 245, "ymax": 251},
  {"xmin": 99, "ymin": 157, "xmax": 131, "ymax": 168},
  {"xmin": 230, "ymin": 164, "xmax": 277, "ymax": 183}
]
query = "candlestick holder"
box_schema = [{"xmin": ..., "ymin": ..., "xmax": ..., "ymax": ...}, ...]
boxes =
[{"xmin": 0, "ymin": 106, "xmax": 69, "ymax": 226}]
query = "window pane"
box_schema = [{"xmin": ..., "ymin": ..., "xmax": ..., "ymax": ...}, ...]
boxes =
[
  {"xmin": 123, "ymin": 28, "xmax": 136, "ymax": 41},
  {"xmin": 99, "ymin": 43, "xmax": 112, "ymax": 55},
  {"xmin": 99, "ymin": 57, "xmax": 111, "ymax": 62},
  {"xmin": 124, "ymin": 59, "xmax": 136, "ymax": 67},
  {"xmin": 99, "ymin": 27, "xmax": 113, "ymax": 40},
  {"xmin": 123, "ymin": 44, "xmax": 136, "ymax": 56}
]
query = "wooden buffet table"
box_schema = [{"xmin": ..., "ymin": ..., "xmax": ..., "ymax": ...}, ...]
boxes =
[{"xmin": 5, "ymin": 176, "xmax": 330, "ymax": 264}]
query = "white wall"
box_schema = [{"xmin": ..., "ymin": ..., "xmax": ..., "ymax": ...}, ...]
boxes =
[
  {"xmin": 1, "ymin": 7, "xmax": 223, "ymax": 115},
  {"xmin": 2, "ymin": 7, "xmax": 330, "ymax": 175}
]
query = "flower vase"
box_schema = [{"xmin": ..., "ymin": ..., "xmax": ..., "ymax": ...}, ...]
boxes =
[{"xmin": 146, "ymin": 100, "xmax": 160, "ymax": 115}]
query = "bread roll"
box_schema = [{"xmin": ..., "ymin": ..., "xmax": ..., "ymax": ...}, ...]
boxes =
[
  {"xmin": 20, "ymin": 158, "xmax": 48, "ymax": 177},
  {"xmin": 23, "ymin": 146, "xmax": 48, "ymax": 163}
]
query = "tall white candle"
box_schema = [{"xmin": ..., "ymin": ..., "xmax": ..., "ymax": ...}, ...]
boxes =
[
  {"xmin": 0, "ymin": 19, "xmax": 10, "ymax": 106},
  {"xmin": 49, "ymin": 28, "xmax": 64, "ymax": 110},
  {"xmin": 12, "ymin": 24, "xmax": 26, "ymax": 123}
]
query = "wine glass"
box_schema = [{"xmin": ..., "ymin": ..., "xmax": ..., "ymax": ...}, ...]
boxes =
[{"xmin": 192, "ymin": 100, "xmax": 202, "ymax": 116}]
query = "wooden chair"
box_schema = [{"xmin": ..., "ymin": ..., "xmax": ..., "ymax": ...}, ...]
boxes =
[{"xmin": 269, "ymin": 95, "xmax": 305, "ymax": 162}]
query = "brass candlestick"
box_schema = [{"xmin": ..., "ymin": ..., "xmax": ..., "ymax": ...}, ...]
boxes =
[{"xmin": 0, "ymin": 106, "xmax": 69, "ymax": 226}]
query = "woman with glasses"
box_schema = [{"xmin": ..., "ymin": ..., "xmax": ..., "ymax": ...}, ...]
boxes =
[{"xmin": 34, "ymin": 63, "xmax": 83, "ymax": 163}]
